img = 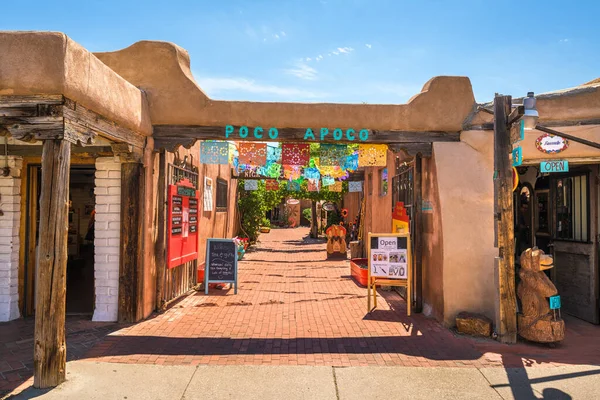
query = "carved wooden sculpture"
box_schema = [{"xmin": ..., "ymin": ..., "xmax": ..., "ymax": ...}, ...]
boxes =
[
  {"xmin": 517, "ymin": 248, "xmax": 565, "ymax": 343},
  {"xmin": 326, "ymin": 224, "xmax": 347, "ymax": 258}
]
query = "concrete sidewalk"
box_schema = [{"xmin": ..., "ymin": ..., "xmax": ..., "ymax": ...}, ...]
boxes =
[{"xmin": 6, "ymin": 361, "xmax": 600, "ymax": 400}]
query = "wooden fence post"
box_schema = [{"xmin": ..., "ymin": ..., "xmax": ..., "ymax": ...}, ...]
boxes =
[
  {"xmin": 493, "ymin": 94, "xmax": 518, "ymax": 344},
  {"xmin": 33, "ymin": 139, "xmax": 71, "ymax": 388}
]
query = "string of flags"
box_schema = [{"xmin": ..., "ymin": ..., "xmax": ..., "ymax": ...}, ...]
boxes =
[{"xmin": 200, "ymin": 140, "xmax": 387, "ymax": 192}]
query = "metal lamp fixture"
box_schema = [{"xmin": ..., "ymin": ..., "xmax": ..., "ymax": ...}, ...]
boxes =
[{"xmin": 523, "ymin": 91, "xmax": 539, "ymax": 130}]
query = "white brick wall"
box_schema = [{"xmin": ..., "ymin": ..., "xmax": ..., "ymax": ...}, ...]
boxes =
[
  {"xmin": 93, "ymin": 157, "xmax": 121, "ymax": 322},
  {"xmin": 0, "ymin": 157, "xmax": 22, "ymax": 322}
]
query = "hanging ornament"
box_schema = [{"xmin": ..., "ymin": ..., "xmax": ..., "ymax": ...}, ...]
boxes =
[
  {"xmin": 303, "ymin": 167, "xmax": 321, "ymax": 181},
  {"xmin": 307, "ymin": 179, "xmax": 320, "ymax": 192},
  {"xmin": 349, "ymin": 181, "xmax": 363, "ymax": 192}
]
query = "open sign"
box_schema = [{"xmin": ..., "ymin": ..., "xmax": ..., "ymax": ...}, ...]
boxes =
[{"xmin": 540, "ymin": 160, "xmax": 569, "ymax": 173}]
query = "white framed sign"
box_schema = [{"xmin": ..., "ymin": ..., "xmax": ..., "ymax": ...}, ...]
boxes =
[
  {"xmin": 203, "ymin": 177, "xmax": 213, "ymax": 212},
  {"xmin": 535, "ymin": 134, "xmax": 569, "ymax": 154},
  {"xmin": 369, "ymin": 236, "xmax": 408, "ymax": 279}
]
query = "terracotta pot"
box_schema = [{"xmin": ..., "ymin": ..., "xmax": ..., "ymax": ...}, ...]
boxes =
[
  {"xmin": 260, "ymin": 227, "xmax": 271, "ymax": 233},
  {"xmin": 350, "ymin": 258, "xmax": 369, "ymax": 287}
]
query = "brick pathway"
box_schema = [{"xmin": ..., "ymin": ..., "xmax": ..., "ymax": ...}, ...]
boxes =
[
  {"xmin": 85, "ymin": 227, "xmax": 600, "ymax": 369},
  {"xmin": 3, "ymin": 228, "xmax": 599, "ymax": 395}
]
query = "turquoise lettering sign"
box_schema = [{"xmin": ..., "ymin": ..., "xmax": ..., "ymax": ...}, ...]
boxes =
[
  {"xmin": 540, "ymin": 160, "xmax": 569, "ymax": 173},
  {"xmin": 512, "ymin": 146, "xmax": 522, "ymax": 167},
  {"xmin": 549, "ymin": 295, "xmax": 561, "ymax": 310},
  {"xmin": 224, "ymin": 125, "xmax": 369, "ymax": 142}
]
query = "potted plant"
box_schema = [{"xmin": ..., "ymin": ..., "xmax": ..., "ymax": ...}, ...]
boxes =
[
  {"xmin": 350, "ymin": 258, "xmax": 369, "ymax": 287},
  {"xmin": 259, "ymin": 217, "xmax": 271, "ymax": 233}
]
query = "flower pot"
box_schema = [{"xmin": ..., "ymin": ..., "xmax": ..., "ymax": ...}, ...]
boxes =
[
  {"xmin": 350, "ymin": 258, "xmax": 369, "ymax": 287},
  {"xmin": 260, "ymin": 227, "xmax": 271, "ymax": 233}
]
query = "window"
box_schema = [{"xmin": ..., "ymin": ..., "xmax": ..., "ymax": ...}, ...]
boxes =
[
  {"xmin": 216, "ymin": 178, "xmax": 228, "ymax": 210},
  {"xmin": 552, "ymin": 173, "xmax": 589, "ymax": 242},
  {"xmin": 380, "ymin": 168, "xmax": 388, "ymax": 196}
]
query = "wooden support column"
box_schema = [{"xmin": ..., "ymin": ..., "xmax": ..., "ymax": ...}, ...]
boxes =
[
  {"xmin": 118, "ymin": 160, "xmax": 145, "ymax": 323},
  {"xmin": 33, "ymin": 140, "xmax": 71, "ymax": 388},
  {"xmin": 155, "ymin": 150, "xmax": 167, "ymax": 309},
  {"xmin": 493, "ymin": 94, "xmax": 518, "ymax": 344},
  {"xmin": 413, "ymin": 154, "xmax": 423, "ymax": 313}
]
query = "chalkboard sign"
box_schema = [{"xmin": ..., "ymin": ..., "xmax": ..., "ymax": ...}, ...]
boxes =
[{"xmin": 204, "ymin": 239, "xmax": 238, "ymax": 294}]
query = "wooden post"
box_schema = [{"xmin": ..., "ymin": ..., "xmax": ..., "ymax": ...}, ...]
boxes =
[
  {"xmin": 310, "ymin": 200, "xmax": 318, "ymax": 238},
  {"xmin": 155, "ymin": 151, "xmax": 167, "ymax": 309},
  {"xmin": 413, "ymin": 154, "xmax": 423, "ymax": 313},
  {"xmin": 118, "ymin": 162, "xmax": 145, "ymax": 323},
  {"xmin": 493, "ymin": 94, "xmax": 518, "ymax": 344},
  {"xmin": 34, "ymin": 140, "xmax": 71, "ymax": 388}
]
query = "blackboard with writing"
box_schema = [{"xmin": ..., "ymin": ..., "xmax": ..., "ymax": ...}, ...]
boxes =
[{"xmin": 205, "ymin": 239, "xmax": 238, "ymax": 294}]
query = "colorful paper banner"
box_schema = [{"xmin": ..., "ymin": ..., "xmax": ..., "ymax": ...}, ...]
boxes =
[
  {"xmin": 329, "ymin": 181, "xmax": 343, "ymax": 192},
  {"xmin": 322, "ymin": 176, "xmax": 335, "ymax": 186},
  {"xmin": 239, "ymin": 143, "xmax": 267, "ymax": 166},
  {"xmin": 349, "ymin": 181, "xmax": 363, "ymax": 192},
  {"xmin": 266, "ymin": 179, "xmax": 280, "ymax": 191},
  {"xmin": 282, "ymin": 143, "xmax": 310, "ymax": 165},
  {"xmin": 358, "ymin": 144, "xmax": 388, "ymax": 167},
  {"xmin": 244, "ymin": 180, "xmax": 258, "ymax": 191},
  {"xmin": 320, "ymin": 144, "xmax": 347, "ymax": 167},
  {"xmin": 308, "ymin": 179, "xmax": 320, "ymax": 192},
  {"xmin": 200, "ymin": 141, "xmax": 229, "ymax": 165}
]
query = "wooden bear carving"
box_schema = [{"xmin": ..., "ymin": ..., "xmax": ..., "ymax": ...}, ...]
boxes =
[
  {"xmin": 326, "ymin": 224, "xmax": 347, "ymax": 259},
  {"xmin": 517, "ymin": 248, "xmax": 565, "ymax": 343}
]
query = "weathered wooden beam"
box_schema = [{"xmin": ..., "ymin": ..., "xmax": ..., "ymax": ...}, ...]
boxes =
[
  {"xmin": 493, "ymin": 94, "xmax": 517, "ymax": 344},
  {"xmin": 413, "ymin": 154, "xmax": 423, "ymax": 313},
  {"xmin": 0, "ymin": 95, "xmax": 145, "ymax": 148},
  {"xmin": 34, "ymin": 139, "xmax": 71, "ymax": 388},
  {"xmin": 389, "ymin": 143, "xmax": 433, "ymax": 157},
  {"xmin": 63, "ymin": 99, "xmax": 145, "ymax": 148},
  {"xmin": 155, "ymin": 150, "xmax": 167, "ymax": 310},
  {"xmin": 5, "ymin": 145, "xmax": 113, "ymax": 157},
  {"xmin": 152, "ymin": 125, "xmax": 460, "ymax": 151},
  {"xmin": 118, "ymin": 162, "xmax": 145, "ymax": 323}
]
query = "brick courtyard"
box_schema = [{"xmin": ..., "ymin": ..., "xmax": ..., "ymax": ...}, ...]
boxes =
[{"xmin": 2, "ymin": 227, "xmax": 599, "ymax": 395}]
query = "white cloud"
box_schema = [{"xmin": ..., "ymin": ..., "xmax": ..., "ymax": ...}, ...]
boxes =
[
  {"xmin": 337, "ymin": 47, "xmax": 354, "ymax": 54},
  {"xmin": 196, "ymin": 76, "xmax": 326, "ymax": 99},
  {"xmin": 365, "ymin": 44, "xmax": 372, "ymax": 49},
  {"xmin": 306, "ymin": 57, "xmax": 312, "ymax": 61},
  {"xmin": 316, "ymin": 55, "xmax": 323, "ymax": 61},
  {"xmin": 281, "ymin": 31, "xmax": 286, "ymax": 36},
  {"xmin": 285, "ymin": 62, "xmax": 318, "ymax": 80},
  {"xmin": 332, "ymin": 51, "xmax": 339, "ymax": 55},
  {"xmin": 559, "ymin": 38, "xmax": 569, "ymax": 43},
  {"xmin": 274, "ymin": 34, "xmax": 280, "ymax": 39}
]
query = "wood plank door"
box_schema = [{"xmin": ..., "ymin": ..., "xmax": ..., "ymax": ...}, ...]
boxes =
[{"xmin": 551, "ymin": 168, "xmax": 599, "ymax": 324}]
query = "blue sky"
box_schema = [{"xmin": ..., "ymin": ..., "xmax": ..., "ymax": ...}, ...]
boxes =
[{"xmin": 2, "ymin": 0, "xmax": 599, "ymax": 104}]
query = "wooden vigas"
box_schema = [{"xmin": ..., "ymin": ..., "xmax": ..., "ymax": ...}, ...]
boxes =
[
  {"xmin": 326, "ymin": 224, "xmax": 347, "ymax": 259},
  {"xmin": 517, "ymin": 248, "xmax": 565, "ymax": 343}
]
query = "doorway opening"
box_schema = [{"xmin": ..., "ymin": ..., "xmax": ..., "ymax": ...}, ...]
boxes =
[
  {"xmin": 24, "ymin": 164, "xmax": 97, "ymax": 316},
  {"xmin": 514, "ymin": 164, "xmax": 599, "ymax": 325}
]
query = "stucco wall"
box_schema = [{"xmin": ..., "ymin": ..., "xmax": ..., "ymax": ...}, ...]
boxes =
[
  {"xmin": 421, "ymin": 155, "xmax": 444, "ymax": 321},
  {"xmin": 433, "ymin": 134, "xmax": 496, "ymax": 327}
]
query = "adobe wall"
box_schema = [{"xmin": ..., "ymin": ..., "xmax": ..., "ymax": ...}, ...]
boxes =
[
  {"xmin": 432, "ymin": 133, "xmax": 497, "ymax": 327},
  {"xmin": 421, "ymin": 155, "xmax": 444, "ymax": 321}
]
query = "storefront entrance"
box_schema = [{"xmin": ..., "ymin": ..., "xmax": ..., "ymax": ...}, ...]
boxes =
[
  {"xmin": 515, "ymin": 164, "xmax": 599, "ymax": 324},
  {"xmin": 23, "ymin": 164, "xmax": 96, "ymax": 316}
]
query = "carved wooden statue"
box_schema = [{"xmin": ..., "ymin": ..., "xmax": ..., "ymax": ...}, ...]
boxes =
[
  {"xmin": 326, "ymin": 224, "xmax": 347, "ymax": 259},
  {"xmin": 517, "ymin": 248, "xmax": 565, "ymax": 343}
]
